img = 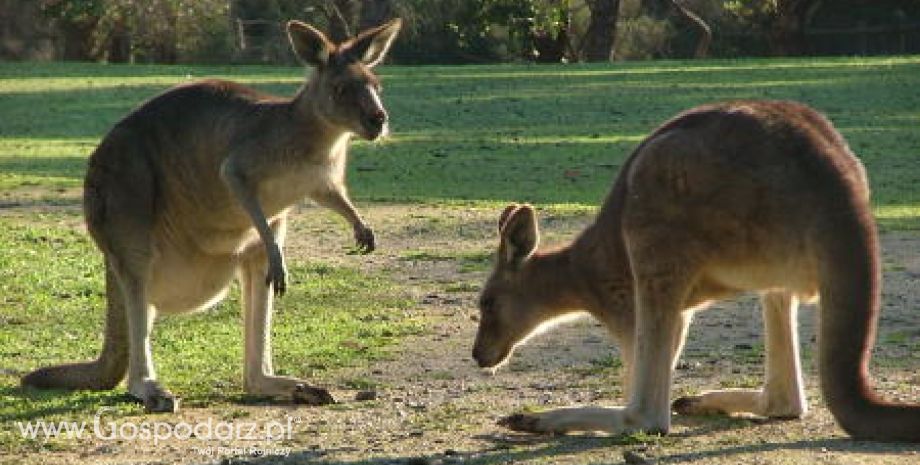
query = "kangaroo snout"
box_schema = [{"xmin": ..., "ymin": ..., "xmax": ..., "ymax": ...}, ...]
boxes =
[
  {"xmin": 472, "ymin": 337, "xmax": 509, "ymax": 369},
  {"xmin": 472, "ymin": 346, "xmax": 487, "ymax": 367},
  {"xmin": 369, "ymin": 109, "xmax": 387, "ymax": 126},
  {"xmin": 361, "ymin": 109, "xmax": 388, "ymax": 139}
]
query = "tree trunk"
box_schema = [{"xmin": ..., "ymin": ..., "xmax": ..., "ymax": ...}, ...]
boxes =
[
  {"xmin": 326, "ymin": 0, "xmax": 356, "ymax": 41},
  {"xmin": 106, "ymin": 18, "xmax": 131, "ymax": 63},
  {"xmin": 359, "ymin": 0, "xmax": 393, "ymax": 31},
  {"xmin": 153, "ymin": 0, "xmax": 178, "ymax": 63},
  {"xmin": 769, "ymin": 0, "xmax": 819, "ymax": 56},
  {"xmin": 582, "ymin": 0, "xmax": 621, "ymax": 62},
  {"xmin": 670, "ymin": 0, "xmax": 710, "ymax": 58},
  {"xmin": 60, "ymin": 19, "xmax": 98, "ymax": 61},
  {"xmin": 641, "ymin": 0, "xmax": 670, "ymax": 20}
]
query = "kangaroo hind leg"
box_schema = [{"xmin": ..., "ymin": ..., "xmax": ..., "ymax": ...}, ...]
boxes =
[
  {"xmin": 87, "ymin": 151, "xmax": 178, "ymax": 413},
  {"xmin": 106, "ymin": 247, "xmax": 179, "ymax": 413},
  {"xmin": 673, "ymin": 291, "xmax": 807, "ymax": 419}
]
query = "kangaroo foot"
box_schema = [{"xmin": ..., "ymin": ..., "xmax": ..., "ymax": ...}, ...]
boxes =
[
  {"xmin": 293, "ymin": 383, "xmax": 335, "ymax": 405},
  {"xmin": 672, "ymin": 395, "xmax": 724, "ymax": 416},
  {"xmin": 498, "ymin": 413, "xmax": 552, "ymax": 434},
  {"xmin": 129, "ymin": 380, "xmax": 179, "ymax": 413}
]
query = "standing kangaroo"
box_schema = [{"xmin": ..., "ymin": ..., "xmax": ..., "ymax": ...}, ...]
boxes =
[
  {"xmin": 473, "ymin": 101, "xmax": 920, "ymax": 442},
  {"xmin": 21, "ymin": 19, "xmax": 402, "ymax": 412}
]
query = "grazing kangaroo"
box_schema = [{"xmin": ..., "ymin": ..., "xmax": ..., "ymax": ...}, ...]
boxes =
[
  {"xmin": 473, "ymin": 100, "xmax": 920, "ymax": 442},
  {"xmin": 21, "ymin": 19, "xmax": 402, "ymax": 412}
]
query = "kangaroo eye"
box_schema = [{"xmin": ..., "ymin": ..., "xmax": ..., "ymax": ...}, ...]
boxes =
[{"xmin": 333, "ymin": 83, "xmax": 348, "ymax": 97}]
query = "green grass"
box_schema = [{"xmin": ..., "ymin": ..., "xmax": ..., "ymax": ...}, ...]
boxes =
[
  {"xmin": 0, "ymin": 215, "xmax": 419, "ymax": 452},
  {"xmin": 400, "ymin": 249, "xmax": 492, "ymax": 272},
  {"xmin": 2, "ymin": 57, "xmax": 919, "ymax": 226}
]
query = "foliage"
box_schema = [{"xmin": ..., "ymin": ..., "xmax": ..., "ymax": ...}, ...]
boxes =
[
  {"xmin": 39, "ymin": 0, "xmax": 234, "ymax": 63},
  {"xmin": 391, "ymin": 0, "xmax": 540, "ymax": 63},
  {"xmin": 615, "ymin": 13, "xmax": 671, "ymax": 59},
  {"xmin": 40, "ymin": 0, "xmax": 104, "ymax": 23},
  {"xmin": 24, "ymin": 0, "xmax": 920, "ymax": 63},
  {"xmin": 174, "ymin": 1, "xmax": 235, "ymax": 63},
  {"xmin": 721, "ymin": 0, "xmax": 775, "ymax": 22}
]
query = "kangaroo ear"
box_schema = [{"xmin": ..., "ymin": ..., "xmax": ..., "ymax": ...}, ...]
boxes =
[
  {"xmin": 345, "ymin": 18, "xmax": 402, "ymax": 67},
  {"xmin": 287, "ymin": 21, "xmax": 334, "ymax": 67},
  {"xmin": 498, "ymin": 203, "xmax": 521, "ymax": 232},
  {"xmin": 498, "ymin": 204, "xmax": 539, "ymax": 269}
]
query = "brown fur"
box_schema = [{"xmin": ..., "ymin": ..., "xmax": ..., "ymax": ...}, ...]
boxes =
[
  {"xmin": 21, "ymin": 19, "xmax": 402, "ymax": 412},
  {"xmin": 474, "ymin": 100, "xmax": 920, "ymax": 442}
]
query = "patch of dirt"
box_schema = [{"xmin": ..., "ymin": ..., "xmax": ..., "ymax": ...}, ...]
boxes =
[
  {"xmin": 6, "ymin": 201, "xmax": 920, "ymax": 465},
  {"xmin": 0, "ymin": 186, "xmax": 82, "ymax": 210}
]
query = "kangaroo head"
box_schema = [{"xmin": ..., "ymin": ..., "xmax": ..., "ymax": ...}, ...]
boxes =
[
  {"xmin": 287, "ymin": 19, "xmax": 401, "ymax": 141},
  {"xmin": 473, "ymin": 204, "xmax": 556, "ymax": 369}
]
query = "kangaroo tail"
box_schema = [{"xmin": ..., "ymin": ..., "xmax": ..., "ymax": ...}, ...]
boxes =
[
  {"xmin": 815, "ymin": 171, "xmax": 920, "ymax": 442},
  {"xmin": 22, "ymin": 265, "xmax": 127, "ymax": 391}
]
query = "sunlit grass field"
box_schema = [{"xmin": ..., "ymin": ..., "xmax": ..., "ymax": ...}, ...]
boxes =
[
  {"xmin": 1, "ymin": 57, "xmax": 919, "ymax": 453},
  {"xmin": 2, "ymin": 57, "xmax": 919, "ymax": 223}
]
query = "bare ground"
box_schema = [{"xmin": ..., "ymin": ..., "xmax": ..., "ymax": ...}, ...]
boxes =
[{"xmin": 4, "ymin": 201, "xmax": 920, "ymax": 465}]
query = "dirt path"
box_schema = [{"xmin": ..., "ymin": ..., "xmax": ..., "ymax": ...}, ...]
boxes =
[{"xmin": 9, "ymin": 203, "xmax": 920, "ymax": 465}]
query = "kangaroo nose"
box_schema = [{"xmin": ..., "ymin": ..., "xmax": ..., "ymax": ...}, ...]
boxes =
[
  {"xmin": 370, "ymin": 109, "xmax": 387, "ymax": 126},
  {"xmin": 472, "ymin": 346, "xmax": 486, "ymax": 367}
]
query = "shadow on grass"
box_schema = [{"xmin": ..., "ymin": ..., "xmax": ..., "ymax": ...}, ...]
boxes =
[
  {"xmin": 0, "ymin": 382, "xmax": 313, "ymax": 423},
  {"xmin": 233, "ymin": 414, "xmax": 920, "ymax": 465},
  {"xmin": 0, "ymin": 62, "xmax": 302, "ymax": 80},
  {"xmin": 0, "ymin": 196, "xmax": 82, "ymax": 212},
  {"xmin": 2, "ymin": 58, "xmax": 919, "ymax": 211},
  {"xmin": 0, "ymin": 81, "xmax": 305, "ymax": 140},
  {"xmin": 236, "ymin": 433, "xmax": 629, "ymax": 465},
  {"xmin": 650, "ymin": 437, "xmax": 920, "ymax": 464},
  {"xmin": 0, "ymin": 384, "xmax": 139, "ymax": 423}
]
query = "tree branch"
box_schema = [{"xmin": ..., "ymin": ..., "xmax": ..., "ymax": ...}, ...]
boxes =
[{"xmin": 670, "ymin": 0, "xmax": 710, "ymax": 58}]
